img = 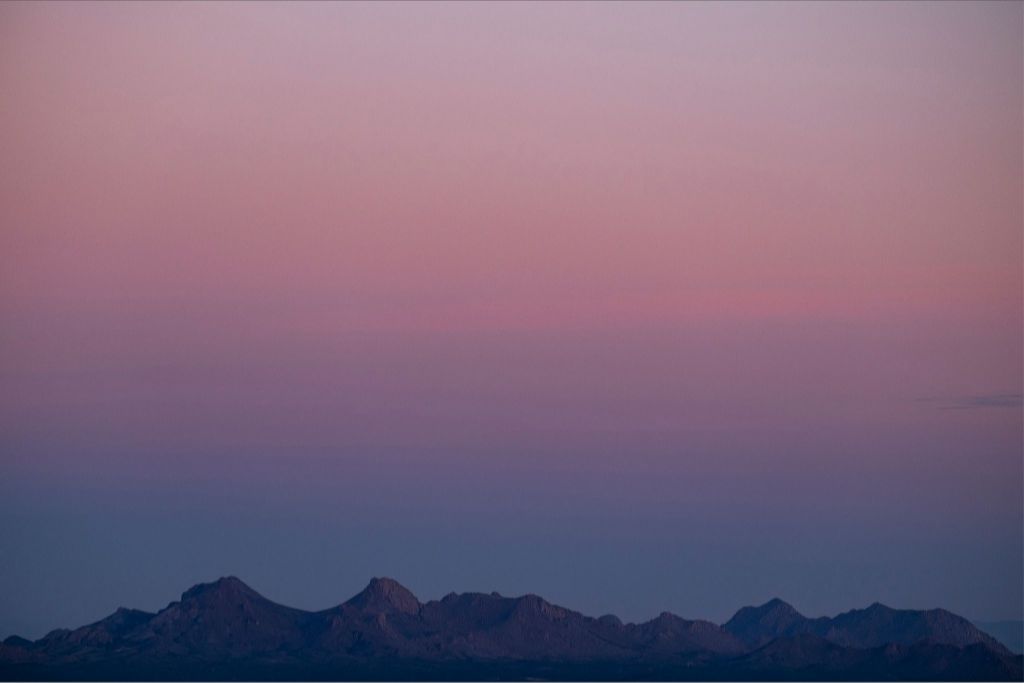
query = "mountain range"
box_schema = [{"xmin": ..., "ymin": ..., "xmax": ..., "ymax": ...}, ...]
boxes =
[{"xmin": 1, "ymin": 576, "xmax": 1020, "ymax": 681}]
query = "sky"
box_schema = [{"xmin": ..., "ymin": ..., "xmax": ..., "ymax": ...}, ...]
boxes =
[{"xmin": 0, "ymin": 1, "xmax": 1021, "ymax": 640}]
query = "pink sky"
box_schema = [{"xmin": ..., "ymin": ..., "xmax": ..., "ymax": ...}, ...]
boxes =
[{"xmin": 0, "ymin": 1, "xmax": 1021, "ymax": 639}]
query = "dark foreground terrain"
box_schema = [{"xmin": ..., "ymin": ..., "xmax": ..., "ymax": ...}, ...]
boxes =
[{"xmin": 1, "ymin": 577, "xmax": 1020, "ymax": 681}]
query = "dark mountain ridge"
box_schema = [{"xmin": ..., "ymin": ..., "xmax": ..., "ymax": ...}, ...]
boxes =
[
  {"xmin": 1, "ymin": 577, "xmax": 1019, "ymax": 681},
  {"xmin": 723, "ymin": 597, "xmax": 1009, "ymax": 654}
]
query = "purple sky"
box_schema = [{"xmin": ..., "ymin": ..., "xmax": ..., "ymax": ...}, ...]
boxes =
[{"xmin": 0, "ymin": 1, "xmax": 1021, "ymax": 639}]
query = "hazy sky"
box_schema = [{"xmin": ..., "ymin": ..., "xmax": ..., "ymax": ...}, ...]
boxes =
[{"xmin": 1, "ymin": 1, "xmax": 1021, "ymax": 640}]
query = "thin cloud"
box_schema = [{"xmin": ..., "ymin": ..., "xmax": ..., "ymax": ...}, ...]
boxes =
[{"xmin": 917, "ymin": 393, "xmax": 1023, "ymax": 410}]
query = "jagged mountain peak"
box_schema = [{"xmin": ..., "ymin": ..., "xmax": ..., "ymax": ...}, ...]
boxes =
[
  {"xmin": 730, "ymin": 597, "xmax": 804, "ymax": 618},
  {"xmin": 724, "ymin": 598, "xmax": 811, "ymax": 649},
  {"xmin": 763, "ymin": 597, "xmax": 799, "ymax": 611},
  {"xmin": 653, "ymin": 610, "xmax": 683, "ymax": 623},
  {"xmin": 747, "ymin": 597, "xmax": 803, "ymax": 616},
  {"xmin": 346, "ymin": 577, "xmax": 420, "ymax": 614},
  {"xmin": 2, "ymin": 635, "xmax": 32, "ymax": 648},
  {"xmin": 179, "ymin": 575, "xmax": 261, "ymax": 602}
]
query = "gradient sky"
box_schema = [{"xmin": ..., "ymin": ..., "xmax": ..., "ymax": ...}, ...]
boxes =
[{"xmin": 1, "ymin": 1, "xmax": 1021, "ymax": 640}]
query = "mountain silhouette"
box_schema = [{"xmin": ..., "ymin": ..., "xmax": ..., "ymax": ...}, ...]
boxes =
[
  {"xmin": 724, "ymin": 598, "xmax": 822, "ymax": 647},
  {"xmin": 343, "ymin": 577, "xmax": 422, "ymax": 615},
  {"xmin": 1, "ymin": 577, "xmax": 1019, "ymax": 681},
  {"xmin": 143, "ymin": 576, "xmax": 313, "ymax": 658},
  {"xmin": 723, "ymin": 598, "xmax": 1010, "ymax": 654}
]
